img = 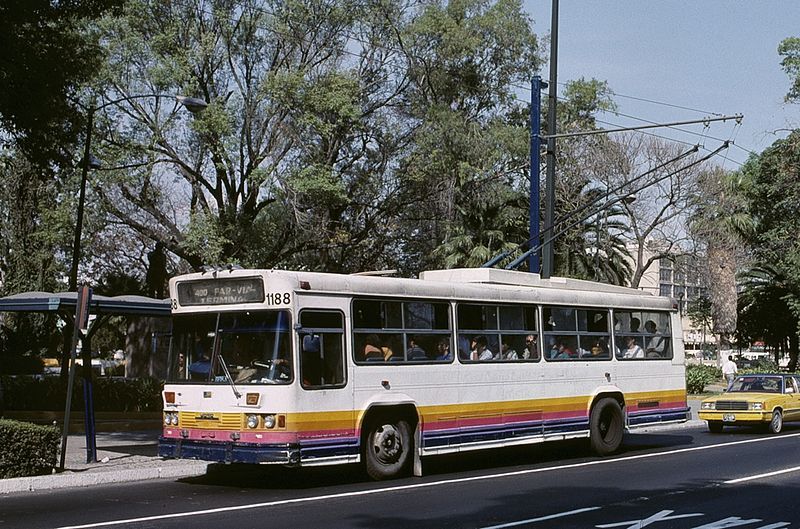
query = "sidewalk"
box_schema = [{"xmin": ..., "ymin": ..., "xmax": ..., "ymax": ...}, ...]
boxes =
[{"xmin": 0, "ymin": 430, "xmax": 209, "ymax": 494}]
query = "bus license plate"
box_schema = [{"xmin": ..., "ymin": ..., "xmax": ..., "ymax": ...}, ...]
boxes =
[{"xmin": 723, "ymin": 413, "xmax": 736, "ymax": 422}]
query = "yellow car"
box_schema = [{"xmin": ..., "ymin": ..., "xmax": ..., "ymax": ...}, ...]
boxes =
[{"xmin": 699, "ymin": 374, "xmax": 800, "ymax": 434}]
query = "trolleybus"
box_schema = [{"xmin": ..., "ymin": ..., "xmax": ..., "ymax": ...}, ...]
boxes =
[{"xmin": 159, "ymin": 267, "xmax": 689, "ymax": 480}]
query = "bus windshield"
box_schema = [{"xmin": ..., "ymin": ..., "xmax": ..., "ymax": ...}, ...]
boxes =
[{"xmin": 169, "ymin": 310, "xmax": 292, "ymax": 385}]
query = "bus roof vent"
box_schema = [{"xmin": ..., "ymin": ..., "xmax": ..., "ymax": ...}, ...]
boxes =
[{"xmin": 418, "ymin": 268, "xmax": 648, "ymax": 295}]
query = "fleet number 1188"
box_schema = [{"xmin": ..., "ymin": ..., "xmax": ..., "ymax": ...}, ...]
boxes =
[{"xmin": 267, "ymin": 292, "xmax": 291, "ymax": 305}]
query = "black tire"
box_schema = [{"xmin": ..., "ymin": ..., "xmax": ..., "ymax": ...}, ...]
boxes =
[
  {"xmin": 768, "ymin": 410, "xmax": 783, "ymax": 434},
  {"xmin": 707, "ymin": 421, "xmax": 724, "ymax": 433},
  {"xmin": 364, "ymin": 417, "xmax": 412, "ymax": 480},
  {"xmin": 589, "ymin": 397, "xmax": 624, "ymax": 455}
]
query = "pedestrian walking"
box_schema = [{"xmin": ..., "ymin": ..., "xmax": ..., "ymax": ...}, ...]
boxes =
[{"xmin": 722, "ymin": 355, "xmax": 738, "ymax": 391}]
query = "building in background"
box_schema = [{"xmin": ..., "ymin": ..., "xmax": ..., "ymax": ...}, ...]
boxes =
[{"xmin": 631, "ymin": 244, "xmax": 715, "ymax": 357}]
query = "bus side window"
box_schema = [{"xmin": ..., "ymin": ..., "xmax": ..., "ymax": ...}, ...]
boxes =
[{"xmin": 300, "ymin": 311, "xmax": 346, "ymax": 389}]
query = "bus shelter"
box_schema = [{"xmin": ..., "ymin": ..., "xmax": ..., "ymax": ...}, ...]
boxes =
[{"xmin": 0, "ymin": 291, "xmax": 170, "ymax": 465}]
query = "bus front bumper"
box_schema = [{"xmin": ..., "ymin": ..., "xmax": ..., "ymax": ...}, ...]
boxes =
[{"xmin": 159, "ymin": 437, "xmax": 301, "ymax": 465}]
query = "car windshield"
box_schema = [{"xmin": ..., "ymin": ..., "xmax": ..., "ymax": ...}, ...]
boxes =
[
  {"xmin": 167, "ymin": 311, "xmax": 292, "ymax": 384},
  {"xmin": 729, "ymin": 376, "xmax": 782, "ymax": 393}
]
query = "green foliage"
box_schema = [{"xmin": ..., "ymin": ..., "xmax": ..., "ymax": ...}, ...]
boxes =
[
  {"xmin": 0, "ymin": 419, "xmax": 60, "ymax": 478},
  {"xmin": 779, "ymin": 37, "xmax": 800, "ymax": 102},
  {"xmin": 0, "ymin": 376, "xmax": 163, "ymax": 413},
  {"xmin": 686, "ymin": 364, "xmax": 721, "ymax": 394},
  {"xmin": 739, "ymin": 357, "xmax": 781, "ymax": 375},
  {"xmin": 0, "ymin": 0, "xmax": 122, "ymax": 163},
  {"xmin": 739, "ymin": 132, "xmax": 800, "ymax": 369},
  {"xmin": 687, "ymin": 295, "xmax": 713, "ymax": 335}
]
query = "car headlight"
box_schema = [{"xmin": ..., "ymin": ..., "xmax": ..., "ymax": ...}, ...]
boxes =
[
  {"xmin": 246, "ymin": 414, "xmax": 259, "ymax": 429},
  {"xmin": 750, "ymin": 402, "xmax": 764, "ymax": 410},
  {"xmin": 263, "ymin": 414, "xmax": 276, "ymax": 429},
  {"xmin": 701, "ymin": 402, "xmax": 715, "ymax": 410}
]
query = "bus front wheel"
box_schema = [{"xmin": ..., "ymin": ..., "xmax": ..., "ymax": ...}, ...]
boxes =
[
  {"xmin": 589, "ymin": 398, "xmax": 624, "ymax": 455},
  {"xmin": 364, "ymin": 418, "xmax": 412, "ymax": 480}
]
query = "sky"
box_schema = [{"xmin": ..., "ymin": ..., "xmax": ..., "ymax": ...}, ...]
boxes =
[{"xmin": 522, "ymin": 1, "xmax": 800, "ymax": 168}]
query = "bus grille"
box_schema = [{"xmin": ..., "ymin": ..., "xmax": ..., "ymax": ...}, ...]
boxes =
[
  {"xmin": 714, "ymin": 401, "xmax": 748, "ymax": 411},
  {"xmin": 179, "ymin": 412, "xmax": 243, "ymax": 430}
]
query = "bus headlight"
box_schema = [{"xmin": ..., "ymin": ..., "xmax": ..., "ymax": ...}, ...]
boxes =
[
  {"xmin": 164, "ymin": 412, "xmax": 179, "ymax": 426},
  {"xmin": 246, "ymin": 415, "xmax": 259, "ymax": 429},
  {"xmin": 263, "ymin": 414, "xmax": 276, "ymax": 429}
]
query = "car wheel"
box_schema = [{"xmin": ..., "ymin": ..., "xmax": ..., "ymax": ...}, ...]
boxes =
[
  {"xmin": 768, "ymin": 410, "xmax": 783, "ymax": 434},
  {"xmin": 707, "ymin": 421, "xmax": 723, "ymax": 433}
]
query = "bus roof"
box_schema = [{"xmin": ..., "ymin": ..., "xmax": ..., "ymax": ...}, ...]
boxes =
[{"xmin": 171, "ymin": 268, "xmax": 674, "ymax": 312}]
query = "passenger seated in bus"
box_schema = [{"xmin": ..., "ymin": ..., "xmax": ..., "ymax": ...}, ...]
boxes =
[
  {"xmin": 363, "ymin": 334, "xmax": 384, "ymax": 361},
  {"xmin": 435, "ymin": 338, "xmax": 452, "ymax": 361},
  {"xmin": 523, "ymin": 335, "xmax": 539, "ymax": 360},
  {"xmin": 470, "ymin": 335, "xmax": 494, "ymax": 361},
  {"xmin": 501, "ymin": 341, "xmax": 519, "ymax": 360},
  {"xmin": 549, "ymin": 340, "xmax": 576, "ymax": 359},
  {"xmin": 645, "ymin": 320, "xmax": 665, "ymax": 357},
  {"xmin": 406, "ymin": 336, "xmax": 427, "ymax": 360},
  {"xmin": 588, "ymin": 340, "xmax": 609, "ymax": 358},
  {"xmin": 622, "ymin": 336, "xmax": 644, "ymax": 359}
]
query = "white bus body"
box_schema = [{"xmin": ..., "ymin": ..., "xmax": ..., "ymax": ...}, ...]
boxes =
[{"xmin": 159, "ymin": 268, "xmax": 688, "ymax": 479}]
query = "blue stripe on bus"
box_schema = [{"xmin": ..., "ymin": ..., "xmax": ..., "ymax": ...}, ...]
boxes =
[
  {"xmin": 422, "ymin": 417, "xmax": 590, "ymax": 448},
  {"xmin": 627, "ymin": 407, "xmax": 691, "ymax": 426}
]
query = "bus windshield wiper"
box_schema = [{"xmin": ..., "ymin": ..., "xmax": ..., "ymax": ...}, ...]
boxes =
[
  {"xmin": 217, "ymin": 352, "xmax": 242, "ymax": 399},
  {"xmin": 210, "ymin": 314, "xmax": 241, "ymax": 400}
]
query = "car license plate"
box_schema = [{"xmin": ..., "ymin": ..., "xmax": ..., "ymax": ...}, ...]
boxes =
[{"xmin": 723, "ymin": 413, "xmax": 736, "ymax": 422}]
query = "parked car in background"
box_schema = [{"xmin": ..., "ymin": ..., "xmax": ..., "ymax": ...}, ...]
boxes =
[{"xmin": 699, "ymin": 374, "xmax": 800, "ymax": 433}]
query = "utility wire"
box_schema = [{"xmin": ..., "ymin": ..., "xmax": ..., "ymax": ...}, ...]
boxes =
[
  {"xmin": 503, "ymin": 141, "xmax": 730, "ymax": 271},
  {"xmin": 482, "ymin": 143, "xmax": 701, "ymax": 268}
]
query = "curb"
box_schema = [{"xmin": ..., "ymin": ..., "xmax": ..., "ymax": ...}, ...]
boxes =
[{"xmin": 0, "ymin": 460, "xmax": 209, "ymax": 494}]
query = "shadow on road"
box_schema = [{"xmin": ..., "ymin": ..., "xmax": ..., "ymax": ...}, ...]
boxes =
[{"xmin": 182, "ymin": 431, "xmax": 697, "ymax": 490}]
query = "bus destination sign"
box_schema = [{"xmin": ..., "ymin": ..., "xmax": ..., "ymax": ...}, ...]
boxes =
[{"xmin": 177, "ymin": 277, "xmax": 265, "ymax": 306}]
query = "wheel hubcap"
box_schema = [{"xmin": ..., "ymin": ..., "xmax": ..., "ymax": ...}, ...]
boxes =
[{"xmin": 372, "ymin": 424, "xmax": 402, "ymax": 463}]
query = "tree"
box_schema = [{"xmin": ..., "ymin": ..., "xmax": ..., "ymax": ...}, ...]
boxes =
[
  {"xmin": 737, "ymin": 266, "xmax": 799, "ymax": 370},
  {"xmin": 81, "ymin": 0, "xmax": 546, "ymax": 279},
  {"xmin": 0, "ymin": 0, "xmax": 121, "ymax": 164},
  {"xmin": 687, "ymin": 294, "xmax": 712, "ymax": 352},
  {"xmin": 596, "ymin": 135, "xmax": 705, "ymax": 288},
  {"xmin": 779, "ymin": 36, "xmax": 800, "ymax": 103},
  {"xmin": 740, "ymin": 131, "xmax": 800, "ymax": 368},
  {"xmin": 690, "ymin": 167, "xmax": 752, "ymax": 358}
]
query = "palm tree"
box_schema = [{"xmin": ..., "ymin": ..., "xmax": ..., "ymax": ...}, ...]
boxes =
[{"xmin": 689, "ymin": 167, "xmax": 754, "ymax": 361}]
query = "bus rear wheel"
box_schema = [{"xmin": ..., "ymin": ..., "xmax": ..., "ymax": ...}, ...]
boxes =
[
  {"xmin": 589, "ymin": 397, "xmax": 624, "ymax": 455},
  {"xmin": 364, "ymin": 418, "xmax": 412, "ymax": 480}
]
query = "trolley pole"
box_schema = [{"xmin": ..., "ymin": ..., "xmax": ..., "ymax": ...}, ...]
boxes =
[
  {"xmin": 542, "ymin": 0, "xmax": 559, "ymax": 279},
  {"xmin": 529, "ymin": 76, "xmax": 547, "ymax": 274}
]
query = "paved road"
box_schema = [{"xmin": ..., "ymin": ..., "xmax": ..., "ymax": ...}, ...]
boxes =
[{"xmin": 3, "ymin": 423, "xmax": 800, "ymax": 529}]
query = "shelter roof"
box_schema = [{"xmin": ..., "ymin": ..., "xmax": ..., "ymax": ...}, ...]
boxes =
[{"xmin": 0, "ymin": 291, "xmax": 170, "ymax": 317}]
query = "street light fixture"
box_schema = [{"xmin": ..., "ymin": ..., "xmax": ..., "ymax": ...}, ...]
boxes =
[{"xmin": 67, "ymin": 93, "xmax": 207, "ymax": 293}]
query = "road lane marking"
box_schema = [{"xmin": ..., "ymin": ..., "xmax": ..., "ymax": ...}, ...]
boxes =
[
  {"xmin": 724, "ymin": 465, "xmax": 800, "ymax": 484},
  {"xmin": 55, "ymin": 432, "xmax": 800, "ymax": 529},
  {"xmin": 478, "ymin": 507, "xmax": 601, "ymax": 528}
]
